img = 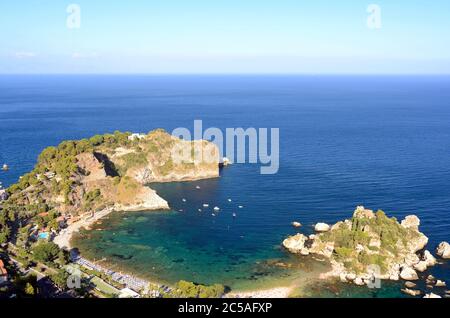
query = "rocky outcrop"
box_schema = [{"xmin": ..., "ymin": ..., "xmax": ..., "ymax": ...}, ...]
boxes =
[
  {"xmin": 113, "ymin": 187, "xmax": 169, "ymax": 212},
  {"xmin": 423, "ymin": 250, "xmax": 437, "ymax": 267},
  {"xmin": 314, "ymin": 223, "xmax": 330, "ymax": 232},
  {"xmin": 353, "ymin": 206, "xmax": 375, "ymax": 219},
  {"xmin": 405, "ymin": 281, "xmax": 416, "ymax": 288},
  {"xmin": 282, "ymin": 206, "xmax": 436, "ymax": 289},
  {"xmin": 423, "ymin": 293, "xmax": 441, "ymax": 298},
  {"xmin": 0, "ymin": 189, "xmax": 8, "ymax": 201},
  {"xmin": 401, "ymin": 215, "xmax": 420, "ymax": 231},
  {"xmin": 401, "ymin": 288, "xmax": 421, "ymax": 296},
  {"xmin": 413, "ymin": 261, "xmax": 427, "ymax": 272},
  {"xmin": 292, "ymin": 221, "xmax": 302, "ymax": 228},
  {"xmin": 400, "ymin": 266, "xmax": 419, "ymax": 280},
  {"xmin": 436, "ymin": 241, "xmax": 450, "ymax": 259},
  {"xmin": 282, "ymin": 234, "xmax": 308, "ymax": 254}
]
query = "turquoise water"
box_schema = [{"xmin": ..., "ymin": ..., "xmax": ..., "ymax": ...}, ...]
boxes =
[{"xmin": 2, "ymin": 75, "xmax": 450, "ymax": 296}]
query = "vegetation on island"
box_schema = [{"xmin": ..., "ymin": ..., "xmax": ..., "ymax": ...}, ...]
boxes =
[{"xmin": 283, "ymin": 206, "xmax": 428, "ymax": 283}]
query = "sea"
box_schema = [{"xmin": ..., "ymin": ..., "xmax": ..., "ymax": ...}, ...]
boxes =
[{"xmin": 1, "ymin": 75, "xmax": 449, "ymax": 297}]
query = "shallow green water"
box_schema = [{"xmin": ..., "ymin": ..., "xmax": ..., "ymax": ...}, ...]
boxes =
[{"xmin": 72, "ymin": 209, "xmax": 331, "ymax": 291}]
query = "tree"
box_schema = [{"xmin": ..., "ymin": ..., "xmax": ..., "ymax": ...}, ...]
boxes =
[
  {"xmin": 32, "ymin": 242, "xmax": 60, "ymax": 263},
  {"xmin": 57, "ymin": 249, "xmax": 69, "ymax": 265},
  {"xmin": 50, "ymin": 269, "xmax": 70, "ymax": 290},
  {"xmin": 0, "ymin": 226, "xmax": 10, "ymax": 244},
  {"xmin": 24, "ymin": 282, "xmax": 35, "ymax": 296}
]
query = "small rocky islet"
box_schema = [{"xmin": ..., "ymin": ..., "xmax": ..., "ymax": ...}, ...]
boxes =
[{"xmin": 282, "ymin": 206, "xmax": 449, "ymax": 297}]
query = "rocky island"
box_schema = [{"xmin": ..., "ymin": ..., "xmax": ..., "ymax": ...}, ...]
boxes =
[{"xmin": 283, "ymin": 206, "xmax": 447, "ymax": 292}]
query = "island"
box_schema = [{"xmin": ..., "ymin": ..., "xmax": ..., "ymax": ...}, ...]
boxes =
[{"xmin": 282, "ymin": 206, "xmax": 449, "ymax": 297}]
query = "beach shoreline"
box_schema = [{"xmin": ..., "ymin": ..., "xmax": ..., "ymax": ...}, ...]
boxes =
[
  {"xmin": 226, "ymin": 286, "xmax": 294, "ymax": 298},
  {"xmin": 53, "ymin": 207, "xmax": 116, "ymax": 250}
]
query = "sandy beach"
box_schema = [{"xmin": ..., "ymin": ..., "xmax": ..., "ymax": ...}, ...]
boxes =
[
  {"xmin": 53, "ymin": 207, "xmax": 115, "ymax": 250},
  {"xmin": 226, "ymin": 286, "xmax": 294, "ymax": 298}
]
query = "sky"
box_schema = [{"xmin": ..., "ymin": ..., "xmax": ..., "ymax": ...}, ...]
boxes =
[{"xmin": 1, "ymin": 0, "xmax": 450, "ymax": 74}]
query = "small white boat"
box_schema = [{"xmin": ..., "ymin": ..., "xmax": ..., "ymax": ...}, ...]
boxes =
[
  {"xmin": 232, "ymin": 213, "xmax": 237, "ymax": 217},
  {"xmin": 203, "ymin": 204, "xmax": 209, "ymax": 208},
  {"xmin": 238, "ymin": 205, "xmax": 243, "ymax": 209},
  {"xmin": 213, "ymin": 206, "xmax": 220, "ymax": 211},
  {"xmin": 182, "ymin": 198, "xmax": 187, "ymax": 202},
  {"xmin": 198, "ymin": 209, "xmax": 202, "ymax": 212},
  {"xmin": 195, "ymin": 185, "xmax": 201, "ymax": 189},
  {"xmin": 228, "ymin": 198, "xmax": 232, "ymax": 202},
  {"xmin": 2, "ymin": 164, "xmax": 9, "ymax": 171}
]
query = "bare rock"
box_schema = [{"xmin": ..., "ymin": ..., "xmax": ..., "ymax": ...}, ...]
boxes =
[
  {"xmin": 400, "ymin": 266, "xmax": 419, "ymax": 280},
  {"xmin": 354, "ymin": 277, "xmax": 365, "ymax": 286},
  {"xmin": 436, "ymin": 241, "xmax": 450, "ymax": 259},
  {"xmin": 353, "ymin": 206, "xmax": 375, "ymax": 219},
  {"xmin": 423, "ymin": 250, "xmax": 437, "ymax": 267},
  {"xmin": 413, "ymin": 261, "xmax": 428, "ymax": 272},
  {"xmin": 409, "ymin": 233, "xmax": 429, "ymax": 253},
  {"xmin": 314, "ymin": 222, "xmax": 330, "ymax": 232},
  {"xmin": 423, "ymin": 293, "xmax": 441, "ymax": 298},
  {"xmin": 300, "ymin": 248, "xmax": 310, "ymax": 256},
  {"xmin": 339, "ymin": 272, "xmax": 348, "ymax": 283},
  {"xmin": 291, "ymin": 221, "xmax": 302, "ymax": 228},
  {"xmin": 405, "ymin": 281, "xmax": 417, "ymax": 288},
  {"xmin": 401, "ymin": 288, "xmax": 422, "ymax": 297},
  {"xmin": 401, "ymin": 215, "xmax": 420, "ymax": 230},
  {"xmin": 282, "ymin": 234, "xmax": 308, "ymax": 254},
  {"xmin": 435, "ymin": 280, "xmax": 446, "ymax": 287},
  {"xmin": 405, "ymin": 253, "xmax": 420, "ymax": 267}
]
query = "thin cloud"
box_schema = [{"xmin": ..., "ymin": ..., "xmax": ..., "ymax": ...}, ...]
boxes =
[{"xmin": 14, "ymin": 52, "xmax": 37, "ymax": 59}]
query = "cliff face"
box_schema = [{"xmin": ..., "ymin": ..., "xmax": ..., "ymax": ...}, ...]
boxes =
[
  {"xmin": 111, "ymin": 130, "xmax": 219, "ymax": 184},
  {"xmin": 4, "ymin": 130, "xmax": 219, "ymax": 218},
  {"xmin": 283, "ymin": 206, "xmax": 435, "ymax": 285}
]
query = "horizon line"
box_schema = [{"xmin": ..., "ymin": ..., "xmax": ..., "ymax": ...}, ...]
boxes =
[{"xmin": 1, "ymin": 73, "xmax": 450, "ymax": 76}]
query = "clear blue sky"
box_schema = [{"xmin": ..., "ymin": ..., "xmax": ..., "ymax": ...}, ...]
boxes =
[{"xmin": 1, "ymin": 0, "xmax": 450, "ymax": 74}]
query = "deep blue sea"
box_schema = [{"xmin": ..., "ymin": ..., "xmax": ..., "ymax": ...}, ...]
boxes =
[{"xmin": 1, "ymin": 75, "xmax": 449, "ymax": 296}]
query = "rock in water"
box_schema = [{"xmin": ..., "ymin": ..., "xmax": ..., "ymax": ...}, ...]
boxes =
[
  {"xmin": 405, "ymin": 281, "xmax": 417, "ymax": 288},
  {"xmin": 435, "ymin": 280, "xmax": 446, "ymax": 287},
  {"xmin": 282, "ymin": 234, "xmax": 308, "ymax": 254},
  {"xmin": 354, "ymin": 277, "xmax": 365, "ymax": 286},
  {"xmin": 401, "ymin": 288, "xmax": 422, "ymax": 297},
  {"xmin": 423, "ymin": 250, "xmax": 437, "ymax": 266},
  {"xmin": 400, "ymin": 266, "xmax": 419, "ymax": 281},
  {"xmin": 423, "ymin": 293, "xmax": 441, "ymax": 298},
  {"xmin": 292, "ymin": 221, "xmax": 302, "ymax": 228},
  {"xmin": 413, "ymin": 261, "xmax": 428, "ymax": 272},
  {"xmin": 401, "ymin": 215, "xmax": 420, "ymax": 230},
  {"xmin": 436, "ymin": 241, "xmax": 450, "ymax": 259},
  {"xmin": 0, "ymin": 189, "xmax": 8, "ymax": 201},
  {"xmin": 314, "ymin": 222, "xmax": 330, "ymax": 232}
]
